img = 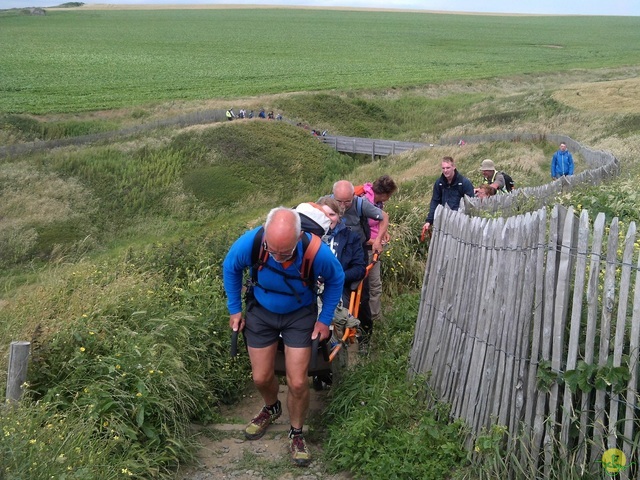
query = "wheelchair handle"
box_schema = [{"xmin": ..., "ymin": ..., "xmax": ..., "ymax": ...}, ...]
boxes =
[
  {"xmin": 230, "ymin": 330, "xmax": 239, "ymax": 358},
  {"xmin": 310, "ymin": 336, "xmax": 319, "ymax": 369}
]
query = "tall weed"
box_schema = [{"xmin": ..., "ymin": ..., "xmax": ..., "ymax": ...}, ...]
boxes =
[
  {"xmin": 323, "ymin": 293, "xmax": 467, "ymax": 479},
  {"xmin": 0, "ymin": 402, "xmax": 136, "ymax": 479}
]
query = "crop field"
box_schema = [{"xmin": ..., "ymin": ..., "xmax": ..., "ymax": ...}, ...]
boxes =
[{"xmin": 1, "ymin": 8, "xmax": 640, "ymax": 114}]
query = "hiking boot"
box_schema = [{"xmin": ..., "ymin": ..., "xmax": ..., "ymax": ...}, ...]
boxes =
[
  {"xmin": 289, "ymin": 434, "xmax": 311, "ymax": 466},
  {"xmin": 357, "ymin": 334, "xmax": 370, "ymax": 353},
  {"xmin": 312, "ymin": 376, "xmax": 324, "ymax": 391},
  {"xmin": 312, "ymin": 374, "xmax": 332, "ymax": 391},
  {"xmin": 244, "ymin": 401, "xmax": 281, "ymax": 440}
]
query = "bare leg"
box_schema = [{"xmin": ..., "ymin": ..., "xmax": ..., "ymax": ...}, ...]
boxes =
[
  {"xmin": 284, "ymin": 345, "xmax": 311, "ymax": 429},
  {"xmin": 248, "ymin": 342, "xmax": 279, "ymax": 405}
]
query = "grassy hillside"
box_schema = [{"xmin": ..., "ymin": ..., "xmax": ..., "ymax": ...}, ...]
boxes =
[
  {"xmin": 1, "ymin": 8, "xmax": 639, "ymax": 479},
  {"xmin": 1, "ymin": 74, "xmax": 638, "ymax": 476}
]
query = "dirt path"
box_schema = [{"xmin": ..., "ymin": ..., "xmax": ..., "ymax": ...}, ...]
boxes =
[{"xmin": 176, "ymin": 379, "xmax": 354, "ymax": 480}]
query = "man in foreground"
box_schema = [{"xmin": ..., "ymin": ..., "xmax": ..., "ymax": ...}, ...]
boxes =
[{"xmin": 222, "ymin": 207, "xmax": 344, "ymax": 467}]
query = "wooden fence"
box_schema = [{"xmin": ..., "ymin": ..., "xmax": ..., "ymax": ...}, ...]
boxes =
[
  {"xmin": 320, "ymin": 135, "xmax": 428, "ymax": 158},
  {"xmin": 410, "ymin": 204, "xmax": 640, "ymax": 477},
  {"xmin": 0, "ymin": 109, "xmax": 230, "ymax": 159},
  {"xmin": 458, "ymin": 133, "xmax": 620, "ymax": 216}
]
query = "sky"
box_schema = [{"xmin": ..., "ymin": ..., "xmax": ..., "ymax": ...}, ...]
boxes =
[{"xmin": 4, "ymin": 0, "xmax": 640, "ymax": 16}]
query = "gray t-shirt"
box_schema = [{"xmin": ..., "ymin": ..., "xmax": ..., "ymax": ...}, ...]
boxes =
[{"xmin": 343, "ymin": 196, "xmax": 384, "ymax": 243}]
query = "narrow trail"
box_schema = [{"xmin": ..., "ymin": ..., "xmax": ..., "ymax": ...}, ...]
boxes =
[{"xmin": 176, "ymin": 383, "xmax": 353, "ymax": 480}]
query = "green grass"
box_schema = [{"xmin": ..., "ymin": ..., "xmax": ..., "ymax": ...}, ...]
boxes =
[
  {"xmin": 1, "ymin": 9, "xmax": 639, "ymax": 478},
  {"xmin": 1, "ymin": 9, "xmax": 640, "ymax": 113},
  {"xmin": 324, "ymin": 293, "xmax": 468, "ymax": 478}
]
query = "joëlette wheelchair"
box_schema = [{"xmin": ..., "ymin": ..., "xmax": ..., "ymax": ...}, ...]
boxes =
[{"xmin": 230, "ymin": 253, "xmax": 378, "ymax": 384}]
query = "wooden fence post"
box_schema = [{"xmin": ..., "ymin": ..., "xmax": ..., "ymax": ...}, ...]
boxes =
[{"xmin": 6, "ymin": 341, "xmax": 31, "ymax": 402}]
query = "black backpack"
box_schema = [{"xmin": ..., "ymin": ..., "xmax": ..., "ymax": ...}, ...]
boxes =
[{"xmin": 501, "ymin": 171, "xmax": 515, "ymax": 192}]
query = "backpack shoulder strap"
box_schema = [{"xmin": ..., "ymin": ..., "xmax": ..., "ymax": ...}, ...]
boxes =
[
  {"xmin": 300, "ymin": 233, "xmax": 321, "ymax": 286},
  {"xmin": 251, "ymin": 227, "xmax": 267, "ymax": 285},
  {"xmin": 252, "ymin": 228, "xmax": 321, "ymax": 288},
  {"xmin": 355, "ymin": 195, "xmax": 363, "ymax": 216},
  {"xmin": 456, "ymin": 176, "xmax": 466, "ymax": 196}
]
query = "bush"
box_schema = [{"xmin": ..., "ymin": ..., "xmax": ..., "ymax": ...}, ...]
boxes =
[{"xmin": 381, "ymin": 199, "xmax": 430, "ymax": 296}]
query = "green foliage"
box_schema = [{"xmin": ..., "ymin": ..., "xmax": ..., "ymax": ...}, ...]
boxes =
[
  {"xmin": 536, "ymin": 360, "xmax": 562, "ymax": 392},
  {"xmin": 0, "ymin": 160, "xmax": 98, "ymax": 268},
  {"xmin": 323, "ymin": 293, "xmax": 467, "ymax": 478},
  {"xmin": 0, "ymin": 402, "xmax": 134, "ymax": 479},
  {"xmin": 475, "ymin": 110, "xmax": 530, "ymax": 127},
  {"xmin": 457, "ymin": 420, "xmax": 602, "ymax": 480},
  {"xmin": 557, "ymin": 176, "xmax": 640, "ymax": 225},
  {"xmin": 2, "ymin": 10, "xmax": 640, "ymax": 114},
  {"xmin": 42, "ymin": 145, "xmax": 191, "ymax": 223},
  {"xmin": 0, "ymin": 116, "xmax": 361, "ymax": 268},
  {"xmin": 117, "ymin": 234, "xmax": 252, "ymax": 406},
  {"xmin": 183, "ymin": 165, "xmax": 253, "ymax": 207},
  {"xmin": 564, "ymin": 360, "xmax": 631, "ymax": 394},
  {"xmin": 606, "ymin": 113, "xmax": 640, "ymax": 137},
  {"xmin": 175, "ymin": 121, "xmax": 337, "ymax": 206},
  {"xmin": 277, "ymin": 91, "xmax": 481, "ymax": 140},
  {"xmin": 381, "ymin": 200, "xmax": 430, "ymax": 296},
  {"xmin": 0, "ymin": 234, "xmax": 250, "ymax": 477},
  {"xmin": 28, "ymin": 313, "xmax": 203, "ymax": 473}
]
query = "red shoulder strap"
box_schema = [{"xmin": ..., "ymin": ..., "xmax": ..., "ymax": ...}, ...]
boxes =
[
  {"xmin": 301, "ymin": 234, "xmax": 322, "ymax": 285},
  {"xmin": 353, "ymin": 184, "xmax": 365, "ymax": 197}
]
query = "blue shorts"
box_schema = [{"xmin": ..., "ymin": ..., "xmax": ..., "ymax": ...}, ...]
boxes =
[{"xmin": 244, "ymin": 302, "xmax": 317, "ymax": 348}]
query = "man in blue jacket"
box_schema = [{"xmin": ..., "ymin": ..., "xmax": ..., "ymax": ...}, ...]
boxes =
[
  {"xmin": 551, "ymin": 142, "xmax": 575, "ymax": 180},
  {"xmin": 223, "ymin": 207, "xmax": 344, "ymax": 467},
  {"xmin": 423, "ymin": 156, "xmax": 475, "ymax": 235}
]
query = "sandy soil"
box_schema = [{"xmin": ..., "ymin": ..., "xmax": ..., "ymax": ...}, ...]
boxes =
[
  {"xmin": 176, "ymin": 383, "xmax": 353, "ymax": 480},
  {"xmin": 177, "ymin": 343, "xmax": 360, "ymax": 480}
]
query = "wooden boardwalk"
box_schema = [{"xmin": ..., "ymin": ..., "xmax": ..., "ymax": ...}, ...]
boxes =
[{"xmin": 319, "ymin": 135, "xmax": 429, "ymax": 156}]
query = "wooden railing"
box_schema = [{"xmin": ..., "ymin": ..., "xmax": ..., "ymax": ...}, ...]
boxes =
[{"xmin": 320, "ymin": 135, "xmax": 428, "ymax": 158}]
